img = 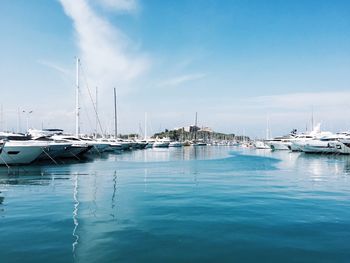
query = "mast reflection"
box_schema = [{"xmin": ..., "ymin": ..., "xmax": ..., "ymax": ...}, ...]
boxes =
[
  {"xmin": 111, "ymin": 170, "xmax": 117, "ymax": 219},
  {"xmin": 72, "ymin": 173, "xmax": 79, "ymax": 259}
]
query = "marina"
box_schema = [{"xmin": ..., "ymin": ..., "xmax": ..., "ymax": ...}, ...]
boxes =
[
  {"xmin": 1, "ymin": 146, "xmax": 350, "ymax": 262},
  {"xmin": 2, "ymin": 0, "xmax": 350, "ymax": 262}
]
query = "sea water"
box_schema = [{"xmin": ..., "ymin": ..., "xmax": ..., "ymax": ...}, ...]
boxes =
[{"xmin": 0, "ymin": 147, "xmax": 350, "ymax": 263}]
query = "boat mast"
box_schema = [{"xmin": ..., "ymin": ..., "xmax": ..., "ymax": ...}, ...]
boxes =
[
  {"xmin": 0, "ymin": 104, "xmax": 3, "ymax": 131},
  {"xmin": 113, "ymin": 87, "xmax": 117, "ymax": 138},
  {"xmin": 194, "ymin": 112, "xmax": 198, "ymax": 141},
  {"xmin": 266, "ymin": 116, "xmax": 270, "ymax": 140},
  {"xmin": 144, "ymin": 112, "xmax": 147, "ymax": 139},
  {"xmin": 311, "ymin": 107, "xmax": 314, "ymax": 131},
  {"xmin": 75, "ymin": 57, "xmax": 80, "ymax": 137},
  {"xmin": 95, "ymin": 86, "xmax": 98, "ymax": 138},
  {"xmin": 17, "ymin": 107, "xmax": 20, "ymax": 133}
]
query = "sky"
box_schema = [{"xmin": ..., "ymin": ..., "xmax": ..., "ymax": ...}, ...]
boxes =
[{"xmin": 0, "ymin": 0, "xmax": 350, "ymax": 138}]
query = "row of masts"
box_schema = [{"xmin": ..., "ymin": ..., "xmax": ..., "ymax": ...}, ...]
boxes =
[
  {"xmin": 74, "ymin": 57, "xmax": 199, "ymax": 140},
  {"xmin": 75, "ymin": 57, "xmax": 118, "ymax": 138},
  {"xmin": 55, "ymin": 57, "xmax": 315, "ymax": 139}
]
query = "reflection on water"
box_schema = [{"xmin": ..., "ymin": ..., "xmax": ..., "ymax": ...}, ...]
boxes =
[
  {"xmin": 250, "ymin": 148, "xmax": 350, "ymax": 179},
  {"xmin": 1, "ymin": 147, "xmax": 350, "ymax": 262},
  {"xmin": 72, "ymin": 173, "xmax": 79, "ymax": 257},
  {"xmin": 113, "ymin": 146, "xmax": 230, "ymax": 162},
  {"xmin": 111, "ymin": 171, "xmax": 117, "ymax": 219}
]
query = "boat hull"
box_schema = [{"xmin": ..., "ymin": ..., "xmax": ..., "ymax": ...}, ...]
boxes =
[
  {"xmin": 0, "ymin": 144, "xmax": 44, "ymax": 165},
  {"xmin": 266, "ymin": 141, "xmax": 291, "ymax": 151},
  {"xmin": 153, "ymin": 142, "xmax": 170, "ymax": 148}
]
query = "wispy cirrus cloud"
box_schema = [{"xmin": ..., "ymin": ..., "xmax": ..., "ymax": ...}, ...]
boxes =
[
  {"xmin": 158, "ymin": 73, "xmax": 206, "ymax": 87},
  {"xmin": 96, "ymin": 0, "xmax": 138, "ymax": 12},
  {"xmin": 59, "ymin": 0, "xmax": 149, "ymax": 92},
  {"xmin": 37, "ymin": 59, "xmax": 72, "ymax": 78}
]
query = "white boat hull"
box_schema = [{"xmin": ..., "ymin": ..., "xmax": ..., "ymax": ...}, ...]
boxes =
[
  {"xmin": 169, "ymin": 142, "xmax": 183, "ymax": 147},
  {"xmin": 0, "ymin": 143, "xmax": 44, "ymax": 165},
  {"xmin": 58, "ymin": 145, "xmax": 90, "ymax": 158},
  {"xmin": 37, "ymin": 143, "xmax": 71, "ymax": 160},
  {"xmin": 300, "ymin": 140, "xmax": 338, "ymax": 154},
  {"xmin": 254, "ymin": 141, "xmax": 270, "ymax": 149},
  {"xmin": 153, "ymin": 142, "xmax": 170, "ymax": 148},
  {"xmin": 266, "ymin": 141, "xmax": 291, "ymax": 150}
]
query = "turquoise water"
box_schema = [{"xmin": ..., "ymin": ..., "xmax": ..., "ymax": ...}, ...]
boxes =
[{"xmin": 1, "ymin": 147, "xmax": 350, "ymax": 262}]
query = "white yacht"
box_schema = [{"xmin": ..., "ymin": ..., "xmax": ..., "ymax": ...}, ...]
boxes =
[
  {"xmin": 169, "ymin": 141, "xmax": 183, "ymax": 147},
  {"xmin": 289, "ymin": 124, "xmax": 333, "ymax": 152},
  {"xmin": 116, "ymin": 138, "xmax": 132, "ymax": 150},
  {"xmin": 51, "ymin": 135, "xmax": 92, "ymax": 158},
  {"xmin": 30, "ymin": 136, "xmax": 72, "ymax": 160},
  {"xmin": 192, "ymin": 139, "xmax": 207, "ymax": 146},
  {"xmin": 28, "ymin": 128, "xmax": 64, "ymax": 137},
  {"xmin": 298, "ymin": 133, "xmax": 349, "ymax": 154},
  {"xmin": 153, "ymin": 137, "xmax": 170, "ymax": 148},
  {"xmin": 104, "ymin": 138, "xmax": 123, "ymax": 152},
  {"xmin": 79, "ymin": 137, "xmax": 110, "ymax": 153},
  {"xmin": 134, "ymin": 140, "xmax": 148, "ymax": 149},
  {"xmin": 330, "ymin": 133, "xmax": 350, "ymax": 154},
  {"xmin": 0, "ymin": 140, "xmax": 47, "ymax": 165},
  {"xmin": 265, "ymin": 130, "xmax": 298, "ymax": 150},
  {"xmin": 254, "ymin": 140, "xmax": 270, "ymax": 149},
  {"xmin": 266, "ymin": 136, "xmax": 296, "ymax": 150}
]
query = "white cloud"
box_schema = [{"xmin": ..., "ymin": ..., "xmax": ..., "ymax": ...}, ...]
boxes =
[
  {"xmin": 59, "ymin": 0, "xmax": 149, "ymax": 93},
  {"xmin": 37, "ymin": 59, "xmax": 72, "ymax": 78},
  {"xmin": 95, "ymin": 0, "xmax": 138, "ymax": 12},
  {"xmin": 158, "ymin": 73, "xmax": 206, "ymax": 87}
]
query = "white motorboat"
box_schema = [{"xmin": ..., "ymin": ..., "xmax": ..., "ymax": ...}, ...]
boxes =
[
  {"xmin": 0, "ymin": 140, "xmax": 47, "ymax": 165},
  {"xmin": 51, "ymin": 135, "xmax": 92, "ymax": 158},
  {"xmin": 265, "ymin": 136, "xmax": 293, "ymax": 150},
  {"xmin": 331, "ymin": 133, "xmax": 350, "ymax": 154},
  {"xmin": 301, "ymin": 139, "xmax": 339, "ymax": 154},
  {"xmin": 297, "ymin": 133, "xmax": 349, "ymax": 154},
  {"xmin": 265, "ymin": 130, "xmax": 299, "ymax": 150},
  {"xmin": 144, "ymin": 139, "xmax": 155, "ymax": 148},
  {"xmin": 115, "ymin": 139, "xmax": 132, "ymax": 150},
  {"xmin": 79, "ymin": 137, "xmax": 110, "ymax": 153},
  {"xmin": 30, "ymin": 136, "xmax": 72, "ymax": 160},
  {"xmin": 28, "ymin": 128, "xmax": 64, "ymax": 137},
  {"xmin": 289, "ymin": 124, "xmax": 333, "ymax": 152},
  {"xmin": 254, "ymin": 140, "xmax": 270, "ymax": 149},
  {"xmin": 153, "ymin": 137, "xmax": 170, "ymax": 148},
  {"xmin": 192, "ymin": 139, "xmax": 207, "ymax": 146},
  {"xmin": 169, "ymin": 141, "xmax": 183, "ymax": 147},
  {"xmin": 104, "ymin": 139, "xmax": 123, "ymax": 152}
]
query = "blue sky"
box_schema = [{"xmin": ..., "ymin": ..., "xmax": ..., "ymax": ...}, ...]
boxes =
[{"xmin": 1, "ymin": 0, "xmax": 350, "ymax": 137}]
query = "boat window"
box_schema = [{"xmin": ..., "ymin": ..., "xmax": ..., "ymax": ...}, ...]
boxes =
[{"xmin": 7, "ymin": 151, "xmax": 20, "ymax": 155}]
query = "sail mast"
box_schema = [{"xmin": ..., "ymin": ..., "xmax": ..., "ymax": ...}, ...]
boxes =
[
  {"xmin": 311, "ymin": 106, "xmax": 314, "ymax": 131},
  {"xmin": 266, "ymin": 116, "xmax": 270, "ymax": 140},
  {"xmin": 75, "ymin": 57, "xmax": 80, "ymax": 137},
  {"xmin": 0, "ymin": 104, "xmax": 3, "ymax": 131},
  {"xmin": 114, "ymin": 87, "xmax": 117, "ymax": 138},
  {"xmin": 17, "ymin": 107, "xmax": 20, "ymax": 133},
  {"xmin": 144, "ymin": 112, "xmax": 147, "ymax": 139},
  {"xmin": 95, "ymin": 87, "xmax": 98, "ymax": 138},
  {"xmin": 194, "ymin": 112, "xmax": 198, "ymax": 141}
]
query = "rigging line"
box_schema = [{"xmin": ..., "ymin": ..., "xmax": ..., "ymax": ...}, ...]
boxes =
[
  {"xmin": 41, "ymin": 147, "xmax": 58, "ymax": 165},
  {"xmin": 78, "ymin": 61, "xmax": 105, "ymax": 136},
  {"xmin": 68, "ymin": 149, "xmax": 81, "ymax": 160},
  {"xmin": 2, "ymin": 150, "xmax": 28, "ymax": 173},
  {"xmin": 0, "ymin": 154, "xmax": 10, "ymax": 170},
  {"xmin": 79, "ymin": 88, "xmax": 94, "ymax": 134}
]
